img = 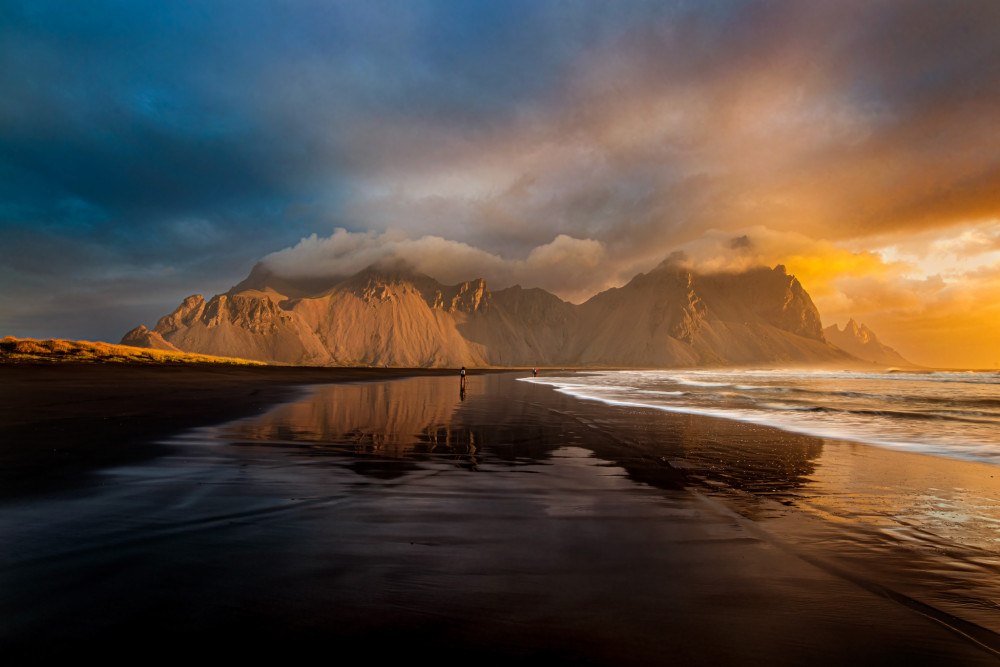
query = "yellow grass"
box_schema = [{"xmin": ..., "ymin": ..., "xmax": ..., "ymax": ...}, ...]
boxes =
[{"xmin": 0, "ymin": 336, "xmax": 265, "ymax": 366}]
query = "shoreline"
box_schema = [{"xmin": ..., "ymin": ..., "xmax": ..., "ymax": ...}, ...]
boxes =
[
  {"xmin": 508, "ymin": 377, "xmax": 1000, "ymax": 646},
  {"xmin": 5, "ymin": 362, "xmax": 997, "ymax": 524},
  {"xmin": 520, "ymin": 368, "xmax": 1000, "ymax": 469},
  {"xmin": 3, "ymin": 367, "xmax": 1000, "ymax": 662}
]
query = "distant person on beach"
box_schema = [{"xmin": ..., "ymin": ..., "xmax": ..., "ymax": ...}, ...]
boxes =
[
  {"xmin": 460, "ymin": 366, "xmax": 467, "ymax": 398},
  {"xmin": 532, "ymin": 367, "xmax": 537, "ymax": 377}
]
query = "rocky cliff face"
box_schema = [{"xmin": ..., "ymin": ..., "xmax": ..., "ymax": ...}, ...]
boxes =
[
  {"xmin": 823, "ymin": 319, "xmax": 913, "ymax": 367},
  {"xmin": 571, "ymin": 261, "xmax": 838, "ymax": 367},
  {"xmin": 125, "ymin": 260, "xmax": 859, "ymax": 367},
  {"xmin": 120, "ymin": 325, "xmax": 181, "ymax": 352}
]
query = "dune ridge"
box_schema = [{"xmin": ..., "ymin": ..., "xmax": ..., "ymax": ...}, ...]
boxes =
[{"xmin": 1, "ymin": 336, "xmax": 263, "ymax": 366}]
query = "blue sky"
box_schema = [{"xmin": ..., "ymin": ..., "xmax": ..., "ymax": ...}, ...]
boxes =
[{"xmin": 2, "ymin": 0, "xmax": 999, "ymax": 366}]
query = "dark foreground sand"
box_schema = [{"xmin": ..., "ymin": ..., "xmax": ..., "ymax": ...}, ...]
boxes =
[
  {"xmin": 2, "ymin": 366, "xmax": 999, "ymax": 665},
  {"xmin": 0, "ymin": 363, "xmax": 469, "ymax": 499}
]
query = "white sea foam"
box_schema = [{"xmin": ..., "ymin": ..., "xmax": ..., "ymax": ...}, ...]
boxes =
[{"xmin": 521, "ymin": 369, "xmax": 1000, "ymax": 465}]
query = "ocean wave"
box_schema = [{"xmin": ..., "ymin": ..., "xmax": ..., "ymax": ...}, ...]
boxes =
[{"xmin": 521, "ymin": 370, "xmax": 1000, "ymax": 465}]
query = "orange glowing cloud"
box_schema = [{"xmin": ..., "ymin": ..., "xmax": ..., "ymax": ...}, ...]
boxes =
[
  {"xmin": 615, "ymin": 224, "xmax": 1000, "ymax": 368},
  {"xmin": 263, "ymin": 3, "xmax": 1000, "ymax": 369}
]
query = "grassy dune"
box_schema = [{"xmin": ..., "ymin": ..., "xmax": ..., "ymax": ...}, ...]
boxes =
[{"xmin": 0, "ymin": 336, "xmax": 265, "ymax": 366}]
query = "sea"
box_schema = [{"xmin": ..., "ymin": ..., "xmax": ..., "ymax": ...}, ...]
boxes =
[{"xmin": 522, "ymin": 368, "xmax": 1000, "ymax": 465}]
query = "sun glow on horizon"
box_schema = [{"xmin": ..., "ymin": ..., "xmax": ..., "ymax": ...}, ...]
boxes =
[{"xmin": 794, "ymin": 222, "xmax": 1000, "ymax": 369}]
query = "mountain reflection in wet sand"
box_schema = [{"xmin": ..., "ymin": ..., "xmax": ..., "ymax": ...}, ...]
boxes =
[
  {"xmin": 208, "ymin": 374, "xmax": 1000, "ymax": 648},
  {"xmin": 220, "ymin": 377, "xmax": 481, "ymax": 464},
  {"xmin": 4, "ymin": 373, "xmax": 1000, "ymax": 663}
]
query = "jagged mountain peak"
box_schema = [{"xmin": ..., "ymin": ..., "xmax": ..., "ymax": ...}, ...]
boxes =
[
  {"xmin": 345, "ymin": 260, "xmax": 432, "ymax": 284},
  {"xmin": 824, "ymin": 319, "xmax": 913, "ymax": 367},
  {"xmin": 120, "ymin": 325, "xmax": 181, "ymax": 352},
  {"xmin": 230, "ymin": 263, "xmax": 345, "ymax": 299},
  {"xmin": 333, "ymin": 264, "xmax": 492, "ymax": 314},
  {"xmin": 339, "ymin": 263, "xmax": 435, "ymax": 297},
  {"xmin": 128, "ymin": 258, "xmax": 860, "ymax": 368},
  {"xmin": 852, "ymin": 320, "xmax": 870, "ymax": 342},
  {"xmin": 836, "ymin": 319, "xmax": 875, "ymax": 343},
  {"xmin": 230, "ymin": 260, "xmax": 444, "ymax": 300},
  {"xmin": 648, "ymin": 251, "xmax": 691, "ymax": 273}
]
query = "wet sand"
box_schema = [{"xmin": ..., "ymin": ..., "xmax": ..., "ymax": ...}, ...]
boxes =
[
  {"xmin": 0, "ymin": 363, "xmax": 471, "ymax": 499},
  {"xmin": 2, "ymin": 368, "xmax": 1000, "ymax": 664}
]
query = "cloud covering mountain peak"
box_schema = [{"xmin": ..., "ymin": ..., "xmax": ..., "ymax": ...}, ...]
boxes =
[{"xmin": 262, "ymin": 228, "xmax": 611, "ymax": 304}]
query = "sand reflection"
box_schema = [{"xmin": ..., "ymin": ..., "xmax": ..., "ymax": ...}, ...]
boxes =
[
  {"xmin": 797, "ymin": 440, "xmax": 1000, "ymax": 552},
  {"xmin": 195, "ymin": 374, "xmax": 1000, "ymax": 643},
  {"xmin": 220, "ymin": 376, "xmax": 479, "ymax": 463}
]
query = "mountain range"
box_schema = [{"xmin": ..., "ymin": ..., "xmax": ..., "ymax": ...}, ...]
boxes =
[
  {"xmin": 122, "ymin": 258, "xmax": 909, "ymax": 368},
  {"xmin": 823, "ymin": 319, "xmax": 912, "ymax": 367}
]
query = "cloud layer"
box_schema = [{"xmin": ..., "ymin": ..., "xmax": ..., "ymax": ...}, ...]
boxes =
[
  {"xmin": 2, "ymin": 0, "xmax": 999, "ymax": 365},
  {"xmin": 264, "ymin": 229, "xmax": 611, "ymax": 303}
]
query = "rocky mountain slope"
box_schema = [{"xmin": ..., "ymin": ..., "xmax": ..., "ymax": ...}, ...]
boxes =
[
  {"xmin": 124, "ymin": 259, "xmax": 859, "ymax": 367},
  {"xmin": 823, "ymin": 319, "xmax": 913, "ymax": 367},
  {"xmin": 119, "ymin": 325, "xmax": 181, "ymax": 352}
]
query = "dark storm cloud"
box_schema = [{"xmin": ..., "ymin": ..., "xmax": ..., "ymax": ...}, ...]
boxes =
[
  {"xmin": 1, "ymin": 0, "xmax": 685, "ymax": 341},
  {"xmin": 2, "ymin": 0, "xmax": 1000, "ymax": 352},
  {"xmin": 0, "ymin": 1, "xmax": 631, "ymax": 243}
]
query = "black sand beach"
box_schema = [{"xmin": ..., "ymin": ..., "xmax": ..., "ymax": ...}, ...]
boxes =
[
  {"xmin": 0, "ymin": 363, "xmax": 468, "ymax": 500},
  {"xmin": 2, "ymin": 366, "xmax": 999, "ymax": 664}
]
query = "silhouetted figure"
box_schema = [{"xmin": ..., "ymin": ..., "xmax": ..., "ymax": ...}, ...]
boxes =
[
  {"xmin": 532, "ymin": 367, "xmax": 538, "ymax": 377},
  {"xmin": 460, "ymin": 366, "xmax": 467, "ymax": 396}
]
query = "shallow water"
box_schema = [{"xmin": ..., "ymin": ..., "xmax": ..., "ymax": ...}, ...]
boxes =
[
  {"xmin": 524, "ymin": 369, "xmax": 1000, "ymax": 464},
  {"xmin": 3, "ymin": 373, "xmax": 1000, "ymax": 663}
]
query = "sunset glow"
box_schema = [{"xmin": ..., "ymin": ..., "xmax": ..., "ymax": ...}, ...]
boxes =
[{"xmin": 2, "ymin": 1, "xmax": 999, "ymax": 367}]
